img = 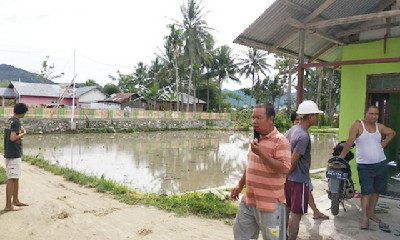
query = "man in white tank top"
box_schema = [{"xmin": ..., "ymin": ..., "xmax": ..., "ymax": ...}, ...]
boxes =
[{"xmin": 339, "ymin": 105, "xmax": 396, "ymax": 231}]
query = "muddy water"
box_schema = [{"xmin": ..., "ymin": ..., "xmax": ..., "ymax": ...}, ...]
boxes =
[{"xmin": 23, "ymin": 131, "xmax": 337, "ymax": 194}]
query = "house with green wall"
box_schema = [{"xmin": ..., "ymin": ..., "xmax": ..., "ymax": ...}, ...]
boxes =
[
  {"xmin": 233, "ymin": 0, "xmax": 400, "ymax": 186},
  {"xmin": 340, "ymin": 38, "xmax": 400, "ymax": 164}
]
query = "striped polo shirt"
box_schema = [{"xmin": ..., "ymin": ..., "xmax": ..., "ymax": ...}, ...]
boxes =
[{"xmin": 243, "ymin": 127, "xmax": 291, "ymax": 212}]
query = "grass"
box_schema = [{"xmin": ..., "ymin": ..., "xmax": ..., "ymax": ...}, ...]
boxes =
[
  {"xmin": 0, "ymin": 167, "xmax": 7, "ymax": 184},
  {"xmin": 22, "ymin": 155, "xmax": 238, "ymax": 220},
  {"xmin": 310, "ymin": 173, "xmax": 324, "ymax": 179},
  {"xmin": 309, "ymin": 126, "xmax": 339, "ymax": 134}
]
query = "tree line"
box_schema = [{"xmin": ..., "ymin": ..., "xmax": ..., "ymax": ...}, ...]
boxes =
[{"xmin": 39, "ymin": 0, "xmax": 341, "ymax": 120}]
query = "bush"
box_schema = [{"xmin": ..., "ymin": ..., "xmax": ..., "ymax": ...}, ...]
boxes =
[
  {"xmin": 233, "ymin": 108, "xmax": 252, "ymax": 130},
  {"xmin": 0, "ymin": 167, "xmax": 7, "ymax": 184},
  {"xmin": 318, "ymin": 114, "xmax": 331, "ymax": 127},
  {"xmin": 274, "ymin": 114, "xmax": 292, "ymax": 132}
]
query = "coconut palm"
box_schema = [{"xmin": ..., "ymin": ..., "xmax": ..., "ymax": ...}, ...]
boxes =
[
  {"xmin": 212, "ymin": 45, "xmax": 239, "ymax": 111},
  {"xmin": 238, "ymin": 48, "xmax": 272, "ymax": 103},
  {"xmin": 159, "ymin": 24, "xmax": 184, "ymax": 111},
  {"xmin": 177, "ymin": 0, "xmax": 212, "ymax": 112},
  {"xmin": 108, "ymin": 70, "xmax": 135, "ymax": 93},
  {"xmin": 138, "ymin": 82, "xmax": 166, "ymax": 110},
  {"xmin": 133, "ymin": 62, "xmax": 149, "ymax": 87}
]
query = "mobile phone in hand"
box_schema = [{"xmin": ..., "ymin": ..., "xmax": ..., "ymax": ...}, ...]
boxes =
[{"xmin": 254, "ymin": 130, "xmax": 261, "ymax": 142}]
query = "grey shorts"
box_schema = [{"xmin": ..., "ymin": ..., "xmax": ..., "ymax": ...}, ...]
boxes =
[
  {"xmin": 233, "ymin": 200, "xmax": 286, "ymax": 240},
  {"xmin": 5, "ymin": 158, "xmax": 22, "ymax": 179}
]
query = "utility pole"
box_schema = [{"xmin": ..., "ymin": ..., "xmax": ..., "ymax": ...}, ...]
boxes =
[{"xmin": 71, "ymin": 50, "xmax": 76, "ymax": 126}]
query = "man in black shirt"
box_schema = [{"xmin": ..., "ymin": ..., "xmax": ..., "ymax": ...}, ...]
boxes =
[{"xmin": 4, "ymin": 103, "xmax": 28, "ymax": 211}]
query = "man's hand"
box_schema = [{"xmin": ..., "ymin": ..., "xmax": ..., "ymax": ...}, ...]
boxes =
[
  {"xmin": 250, "ymin": 139, "xmax": 262, "ymax": 157},
  {"xmin": 19, "ymin": 127, "xmax": 27, "ymax": 139},
  {"xmin": 230, "ymin": 186, "xmax": 243, "ymax": 201}
]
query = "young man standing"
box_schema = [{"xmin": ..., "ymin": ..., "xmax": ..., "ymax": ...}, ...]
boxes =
[
  {"xmin": 339, "ymin": 105, "xmax": 395, "ymax": 231},
  {"xmin": 4, "ymin": 103, "xmax": 29, "ymax": 211},
  {"xmin": 285, "ymin": 101, "xmax": 322, "ymax": 240},
  {"xmin": 231, "ymin": 103, "xmax": 291, "ymax": 240},
  {"xmin": 290, "ymin": 112, "xmax": 329, "ymax": 220}
]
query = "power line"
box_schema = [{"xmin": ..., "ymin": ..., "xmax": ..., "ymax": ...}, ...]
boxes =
[{"xmin": 77, "ymin": 52, "xmax": 134, "ymax": 69}]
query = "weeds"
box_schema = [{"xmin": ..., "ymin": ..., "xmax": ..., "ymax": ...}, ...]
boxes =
[
  {"xmin": 22, "ymin": 155, "xmax": 238, "ymax": 220},
  {"xmin": 0, "ymin": 167, "xmax": 7, "ymax": 184}
]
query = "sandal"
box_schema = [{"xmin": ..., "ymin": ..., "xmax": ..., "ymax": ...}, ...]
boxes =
[{"xmin": 378, "ymin": 222, "xmax": 391, "ymax": 233}]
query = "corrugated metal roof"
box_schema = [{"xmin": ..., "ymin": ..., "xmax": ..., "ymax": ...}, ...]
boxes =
[
  {"xmin": 0, "ymin": 87, "xmax": 17, "ymax": 98},
  {"xmin": 234, "ymin": 0, "xmax": 398, "ymax": 62},
  {"xmin": 75, "ymin": 86, "xmax": 98, "ymax": 97},
  {"xmin": 10, "ymin": 81, "xmax": 73, "ymax": 98},
  {"xmin": 178, "ymin": 93, "xmax": 206, "ymax": 104},
  {"xmin": 100, "ymin": 93, "xmax": 135, "ymax": 104}
]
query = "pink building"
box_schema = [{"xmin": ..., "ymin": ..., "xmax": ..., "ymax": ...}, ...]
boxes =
[{"xmin": 8, "ymin": 81, "xmax": 77, "ymax": 107}]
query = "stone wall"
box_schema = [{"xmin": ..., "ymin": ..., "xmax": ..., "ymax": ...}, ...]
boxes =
[{"xmin": 8, "ymin": 118, "xmax": 232, "ymax": 133}]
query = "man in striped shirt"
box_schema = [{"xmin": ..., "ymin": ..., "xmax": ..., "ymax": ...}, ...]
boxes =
[{"xmin": 231, "ymin": 103, "xmax": 291, "ymax": 240}]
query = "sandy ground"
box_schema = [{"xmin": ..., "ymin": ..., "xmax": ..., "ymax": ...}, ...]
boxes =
[{"xmin": 1, "ymin": 159, "xmax": 400, "ymax": 240}]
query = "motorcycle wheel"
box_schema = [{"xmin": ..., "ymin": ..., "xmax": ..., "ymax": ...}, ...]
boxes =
[{"xmin": 331, "ymin": 192, "xmax": 340, "ymax": 215}]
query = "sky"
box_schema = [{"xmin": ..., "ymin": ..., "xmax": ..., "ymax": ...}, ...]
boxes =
[{"xmin": 0, "ymin": 0, "xmax": 275, "ymax": 90}]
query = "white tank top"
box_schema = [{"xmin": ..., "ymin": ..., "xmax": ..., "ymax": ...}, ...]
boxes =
[{"xmin": 356, "ymin": 120, "xmax": 386, "ymax": 164}]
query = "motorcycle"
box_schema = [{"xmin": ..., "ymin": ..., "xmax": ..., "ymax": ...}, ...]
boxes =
[{"xmin": 326, "ymin": 141, "xmax": 355, "ymax": 215}]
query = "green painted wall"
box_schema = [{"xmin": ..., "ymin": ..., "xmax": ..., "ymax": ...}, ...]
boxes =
[
  {"xmin": 388, "ymin": 93, "xmax": 400, "ymax": 163},
  {"xmin": 340, "ymin": 38, "xmax": 400, "ymax": 190}
]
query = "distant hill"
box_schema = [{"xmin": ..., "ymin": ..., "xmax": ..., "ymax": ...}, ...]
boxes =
[
  {"xmin": 223, "ymin": 88, "xmax": 297, "ymax": 109},
  {"xmin": 222, "ymin": 89, "xmax": 256, "ymax": 108},
  {"xmin": 0, "ymin": 64, "xmax": 52, "ymax": 84}
]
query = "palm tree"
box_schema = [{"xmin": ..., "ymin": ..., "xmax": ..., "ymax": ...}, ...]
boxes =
[
  {"xmin": 108, "ymin": 70, "xmax": 135, "ymax": 93},
  {"xmin": 274, "ymin": 55, "xmax": 297, "ymax": 116},
  {"xmin": 138, "ymin": 82, "xmax": 166, "ymax": 110},
  {"xmin": 238, "ymin": 48, "xmax": 271, "ymax": 103},
  {"xmin": 133, "ymin": 62, "xmax": 149, "ymax": 87},
  {"xmin": 160, "ymin": 24, "xmax": 184, "ymax": 111},
  {"xmin": 177, "ymin": 0, "xmax": 212, "ymax": 112},
  {"xmin": 212, "ymin": 45, "xmax": 239, "ymax": 111}
]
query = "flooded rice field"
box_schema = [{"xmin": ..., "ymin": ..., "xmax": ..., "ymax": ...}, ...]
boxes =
[{"xmin": 23, "ymin": 131, "xmax": 338, "ymax": 194}]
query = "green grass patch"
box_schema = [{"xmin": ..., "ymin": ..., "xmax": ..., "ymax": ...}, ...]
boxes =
[
  {"xmin": 22, "ymin": 155, "xmax": 238, "ymax": 220},
  {"xmin": 310, "ymin": 173, "xmax": 324, "ymax": 179},
  {"xmin": 0, "ymin": 167, "xmax": 7, "ymax": 184},
  {"xmin": 309, "ymin": 127, "xmax": 339, "ymax": 134}
]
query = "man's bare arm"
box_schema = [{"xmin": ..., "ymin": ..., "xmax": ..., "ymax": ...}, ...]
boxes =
[
  {"xmin": 10, "ymin": 131, "xmax": 26, "ymax": 142},
  {"xmin": 288, "ymin": 152, "xmax": 301, "ymax": 174},
  {"xmin": 380, "ymin": 124, "xmax": 396, "ymax": 148},
  {"xmin": 338, "ymin": 121, "xmax": 360, "ymax": 159},
  {"xmin": 231, "ymin": 170, "xmax": 246, "ymax": 200}
]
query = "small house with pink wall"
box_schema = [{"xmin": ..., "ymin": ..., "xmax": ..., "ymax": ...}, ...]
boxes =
[{"xmin": 8, "ymin": 81, "xmax": 77, "ymax": 107}]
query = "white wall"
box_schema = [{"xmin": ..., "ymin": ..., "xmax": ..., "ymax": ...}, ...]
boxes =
[
  {"xmin": 79, "ymin": 89, "xmax": 108, "ymax": 103},
  {"xmin": 89, "ymin": 102, "xmax": 120, "ymax": 110}
]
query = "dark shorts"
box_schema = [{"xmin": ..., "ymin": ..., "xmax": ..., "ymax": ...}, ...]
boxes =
[
  {"xmin": 284, "ymin": 180, "xmax": 309, "ymax": 215},
  {"xmin": 357, "ymin": 161, "xmax": 387, "ymax": 195}
]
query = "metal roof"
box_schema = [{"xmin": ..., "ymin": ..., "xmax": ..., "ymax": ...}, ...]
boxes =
[
  {"xmin": 10, "ymin": 81, "xmax": 74, "ymax": 98},
  {"xmin": 234, "ymin": 0, "xmax": 400, "ymax": 62},
  {"xmin": 100, "ymin": 93, "xmax": 135, "ymax": 104},
  {"xmin": 0, "ymin": 88, "xmax": 17, "ymax": 98},
  {"xmin": 178, "ymin": 93, "xmax": 206, "ymax": 104},
  {"xmin": 75, "ymin": 86, "xmax": 98, "ymax": 97}
]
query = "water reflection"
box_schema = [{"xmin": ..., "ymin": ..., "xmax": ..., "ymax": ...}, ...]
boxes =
[{"xmin": 23, "ymin": 131, "xmax": 337, "ymax": 194}]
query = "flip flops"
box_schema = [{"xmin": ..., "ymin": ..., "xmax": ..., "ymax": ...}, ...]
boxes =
[
  {"xmin": 313, "ymin": 214, "xmax": 329, "ymax": 220},
  {"xmin": 378, "ymin": 222, "xmax": 391, "ymax": 233}
]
